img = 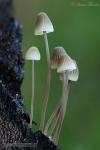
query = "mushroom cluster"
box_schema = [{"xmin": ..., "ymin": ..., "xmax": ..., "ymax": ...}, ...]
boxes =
[{"xmin": 25, "ymin": 12, "xmax": 79, "ymax": 145}]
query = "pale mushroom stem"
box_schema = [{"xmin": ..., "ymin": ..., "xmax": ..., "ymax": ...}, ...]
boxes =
[
  {"xmin": 54, "ymin": 88, "xmax": 70, "ymax": 144},
  {"xmin": 48, "ymin": 105, "xmax": 63, "ymax": 136},
  {"xmin": 53, "ymin": 111, "xmax": 62, "ymax": 144},
  {"xmin": 30, "ymin": 61, "xmax": 35, "ymax": 128},
  {"xmin": 44, "ymin": 103, "xmax": 62, "ymax": 135},
  {"xmin": 44, "ymin": 72, "xmax": 68, "ymax": 137},
  {"xmin": 61, "ymin": 72, "xmax": 69, "ymax": 118},
  {"xmin": 54, "ymin": 77, "xmax": 70, "ymax": 144},
  {"xmin": 40, "ymin": 31, "xmax": 51, "ymax": 130}
]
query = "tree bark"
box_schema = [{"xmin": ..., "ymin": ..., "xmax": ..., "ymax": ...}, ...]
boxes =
[{"xmin": 0, "ymin": 0, "xmax": 60, "ymax": 150}]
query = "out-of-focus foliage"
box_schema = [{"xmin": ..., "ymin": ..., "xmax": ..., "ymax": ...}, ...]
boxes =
[{"xmin": 15, "ymin": 0, "xmax": 100, "ymax": 149}]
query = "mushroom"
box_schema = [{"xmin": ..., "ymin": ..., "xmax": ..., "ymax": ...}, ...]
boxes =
[
  {"xmin": 25, "ymin": 46, "xmax": 40, "ymax": 128},
  {"xmin": 54, "ymin": 62, "xmax": 79, "ymax": 144},
  {"xmin": 34, "ymin": 12, "xmax": 54, "ymax": 35},
  {"xmin": 34, "ymin": 12, "xmax": 54, "ymax": 130},
  {"xmin": 54, "ymin": 61, "xmax": 79, "ymax": 144},
  {"xmin": 51, "ymin": 47, "xmax": 76, "ymax": 71},
  {"xmin": 44, "ymin": 47, "xmax": 67, "ymax": 135},
  {"xmin": 59, "ymin": 60, "xmax": 79, "ymax": 82},
  {"xmin": 44, "ymin": 47, "xmax": 79, "ymax": 143}
]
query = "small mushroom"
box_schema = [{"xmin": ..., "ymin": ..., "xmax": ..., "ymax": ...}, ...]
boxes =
[
  {"xmin": 54, "ymin": 60, "xmax": 79, "ymax": 144},
  {"xmin": 44, "ymin": 47, "xmax": 68, "ymax": 135},
  {"xmin": 25, "ymin": 46, "xmax": 40, "ymax": 128},
  {"xmin": 54, "ymin": 63, "xmax": 79, "ymax": 144},
  {"xmin": 54, "ymin": 64, "xmax": 79, "ymax": 143},
  {"xmin": 34, "ymin": 12, "xmax": 54, "ymax": 130},
  {"xmin": 51, "ymin": 47, "xmax": 76, "ymax": 72},
  {"xmin": 34, "ymin": 12, "xmax": 54, "ymax": 35},
  {"xmin": 44, "ymin": 47, "xmax": 79, "ymax": 144},
  {"xmin": 59, "ymin": 62, "xmax": 79, "ymax": 82}
]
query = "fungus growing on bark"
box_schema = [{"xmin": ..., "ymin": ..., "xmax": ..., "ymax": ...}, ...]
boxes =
[
  {"xmin": 44, "ymin": 47, "xmax": 79, "ymax": 144},
  {"xmin": 25, "ymin": 46, "xmax": 41, "ymax": 128},
  {"xmin": 34, "ymin": 12, "xmax": 54, "ymax": 131}
]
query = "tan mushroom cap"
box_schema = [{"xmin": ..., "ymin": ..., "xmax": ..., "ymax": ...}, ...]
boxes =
[
  {"xmin": 25, "ymin": 47, "xmax": 40, "ymax": 61},
  {"xmin": 51, "ymin": 47, "xmax": 66, "ymax": 69},
  {"xmin": 34, "ymin": 12, "xmax": 54, "ymax": 35},
  {"xmin": 51, "ymin": 47, "xmax": 76, "ymax": 72}
]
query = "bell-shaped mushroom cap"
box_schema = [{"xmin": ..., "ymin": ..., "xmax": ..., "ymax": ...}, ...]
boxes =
[
  {"xmin": 25, "ymin": 47, "xmax": 40, "ymax": 61},
  {"xmin": 59, "ymin": 61, "xmax": 79, "ymax": 81},
  {"xmin": 51, "ymin": 47, "xmax": 67, "ymax": 69},
  {"xmin": 51, "ymin": 47, "xmax": 76, "ymax": 72},
  {"xmin": 34, "ymin": 12, "xmax": 54, "ymax": 35},
  {"xmin": 68, "ymin": 61, "xmax": 79, "ymax": 81}
]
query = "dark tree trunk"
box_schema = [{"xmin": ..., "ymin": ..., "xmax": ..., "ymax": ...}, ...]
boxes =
[{"xmin": 0, "ymin": 0, "xmax": 60, "ymax": 150}]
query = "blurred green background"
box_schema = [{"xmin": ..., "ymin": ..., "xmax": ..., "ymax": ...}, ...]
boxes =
[{"xmin": 14, "ymin": 0, "xmax": 100, "ymax": 149}]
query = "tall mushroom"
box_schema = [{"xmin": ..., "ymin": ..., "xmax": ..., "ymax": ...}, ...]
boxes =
[
  {"xmin": 44, "ymin": 47, "xmax": 69, "ymax": 135},
  {"xmin": 25, "ymin": 46, "xmax": 41, "ymax": 128},
  {"xmin": 54, "ymin": 58, "xmax": 79, "ymax": 144},
  {"xmin": 44, "ymin": 47, "xmax": 79, "ymax": 144},
  {"xmin": 34, "ymin": 12, "xmax": 54, "ymax": 130}
]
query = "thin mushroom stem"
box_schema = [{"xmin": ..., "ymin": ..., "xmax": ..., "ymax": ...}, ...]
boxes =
[
  {"xmin": 61, "ymin": 73, "xmax": 69, "ymax": 118},
  {"xmin": 40, "ymin": 31, "xmax": 51, "ymax": 131},
  {"xmin": 43, "ymin": 31, "xmax": 51, "ymax": 67},
  {"xmin": 44, "ymin": 72, "xmax": 68, "ymax": 136},
  {"xmin": 53, "ymin": 109, "xmax": 63, "ymax": 144},
  {"xmin": 50, "ymin": 103, "xmax": 64, "ymax": 144},
  {"xmin": 54, "ymin": 79, "xmax": 71, "ymax": 144},
  {"xmin": 49, "ymin": 104, "xmax": 63, "ymax": 137},
  {"xmin": 44, "ymin": 103, "xmax": 62, "ymax": 135},
  {"xmin": 30, "ymin": 61, "xmax": 34, "ymax": 128}
]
